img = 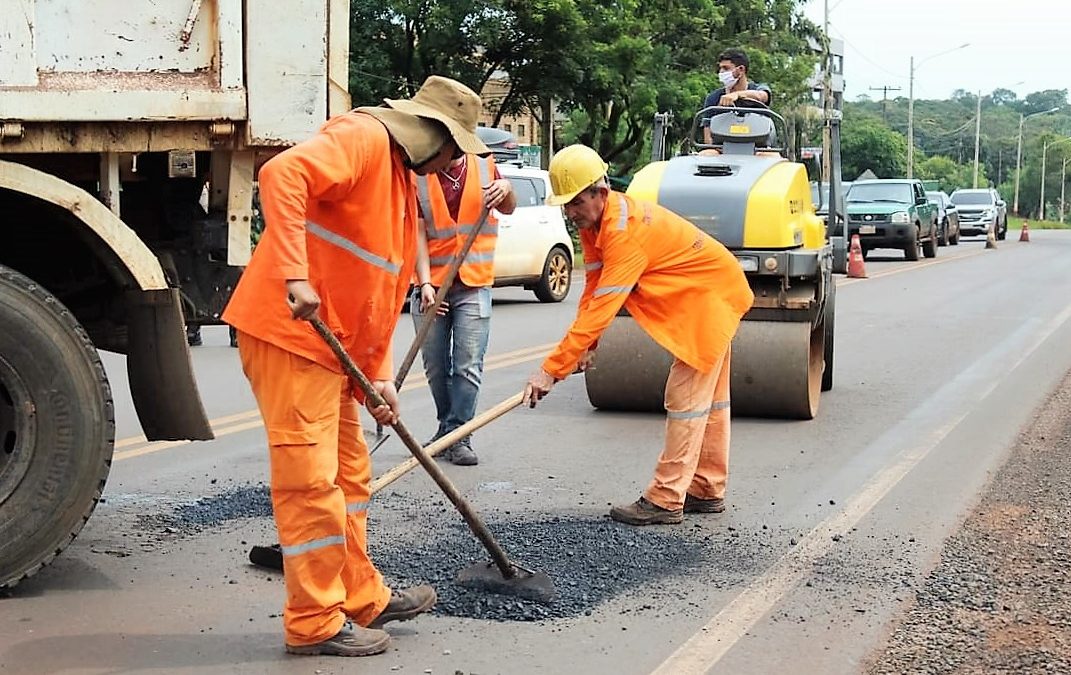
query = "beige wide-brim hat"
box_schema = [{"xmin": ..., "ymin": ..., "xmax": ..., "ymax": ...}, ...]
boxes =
[{"xmin": 383, "ymin": 76, "xmax": 490, "ymax": 158}]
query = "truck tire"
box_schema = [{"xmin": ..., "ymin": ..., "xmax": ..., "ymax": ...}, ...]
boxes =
[
  {"xmin": 0, "ymin": 266, "xmax": 113, "ymax": 589},
  {"xmin": 922, "ymin": 223, "xmax": 938, "ymax": 259},
  {"xmin": 904, "ymin": 226, "xmax": 920, "ymax": 261},
  {"xmin": 939, "ymin": 219, "xmax": 950, "ymax": 246},
  {"xmin": 533, "ymin": 247, "xmax": 572, "ymax": 303}
]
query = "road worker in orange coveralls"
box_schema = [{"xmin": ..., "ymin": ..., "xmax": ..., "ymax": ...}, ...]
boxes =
[
  {"xmin": 224, "ymin": 76, "xmax": 490, "ymax": 657},
  {"xmin": 522, "ymin": 144, "xmax": 754, "ymax": 526}
]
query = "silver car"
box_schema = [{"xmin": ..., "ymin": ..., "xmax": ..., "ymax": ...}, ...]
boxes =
[{"xmin": 950, "ymin": 188, "xmax": 1008, "ymax": 240}]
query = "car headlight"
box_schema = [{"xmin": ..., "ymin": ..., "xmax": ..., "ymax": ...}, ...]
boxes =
[
  {"xmin": 890, "ymin": 211, "xmax": 910, "ymax": 224},
  {"xmin": 736, "ymin": 256, "xmax": 759, "ymax": 272},
  {"xmin": 981, "ymin": 209, "xmax": 993, "ymax": 218}
]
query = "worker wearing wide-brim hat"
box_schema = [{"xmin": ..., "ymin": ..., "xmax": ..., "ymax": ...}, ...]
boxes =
[
  {"xmin": 523, "ymin": 144, "xmax": 754, "ymax": 526},
  {"xmin": 224, "ymin": 76, "xmax": 490, "ymax": 658}
]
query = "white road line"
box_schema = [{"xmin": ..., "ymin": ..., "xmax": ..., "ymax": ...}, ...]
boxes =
[{"xmin": 651, "ymin": 301, "xmax": 1071, "ymax": 675}]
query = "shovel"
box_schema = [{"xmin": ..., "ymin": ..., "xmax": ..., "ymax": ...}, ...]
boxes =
[{"xmin": 308, "ymin": 316, "xmax": 556, "ymax": 604}]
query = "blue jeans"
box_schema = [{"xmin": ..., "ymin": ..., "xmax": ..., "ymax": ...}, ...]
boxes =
[{"xmin": 411, "ymin": 285, "xmax": 492, "ymax": 443}]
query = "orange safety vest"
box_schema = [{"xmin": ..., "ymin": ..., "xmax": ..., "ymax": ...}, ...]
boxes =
[
  {"xmin": 542, "ymin": 193, "xmax": 754, "ymax": 379},
  {"xmin": 416, "ymin": 155, "xmax": 498, "ymax": 288},
  {"xmin": 223, "ymin": 111, "xmax": 417, "ymax": 384}
]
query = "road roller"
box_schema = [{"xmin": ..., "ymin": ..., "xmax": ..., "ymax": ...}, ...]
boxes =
[{"xmin": 585, "ymin": 102, "xmax": 836, "ymax": 419}]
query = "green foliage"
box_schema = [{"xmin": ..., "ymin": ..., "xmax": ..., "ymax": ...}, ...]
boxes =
[
  {"xmin": 847, "ymin": 87, "xmax": 1071, "ymax": 215},
  {"xmin": 840, "ymin": 110, "xmax": 907, "ymax": 179},
  {"xmin": 347, "ymin": 0, "xmax": 821, "ymax": 175}
]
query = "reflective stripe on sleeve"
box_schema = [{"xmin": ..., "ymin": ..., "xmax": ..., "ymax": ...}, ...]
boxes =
[{"xmin": 307, "ymin": 221, "xmax": 400, "ymax": 275}]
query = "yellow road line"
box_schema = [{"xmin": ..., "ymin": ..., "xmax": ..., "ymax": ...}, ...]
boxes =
[
  {"xmin": 113, "ymin": 342, "xmax": 556, "ymax": 462},
  {"xmin": 839, "ymin": 248, "xmax": 989, "ymax": 287}
]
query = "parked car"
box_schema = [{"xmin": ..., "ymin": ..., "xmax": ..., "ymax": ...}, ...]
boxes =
[
  {"xmin": 926, "ymin": 190, "xmax": 961, "ymax": 246},
  {"xmin": 492, "ymin": 164, "xmax": 574, "ymax": 302},
  {"xmin": 476, "ymin": 126, "xmax": 521, "ymax": 164},
  {"xmin": 845, "ymin": 179, "xmax": 939, "ymax": 260},
  {"xmin": 949, "ymin": 188, "xmax": 1008, "ymax": 240}
]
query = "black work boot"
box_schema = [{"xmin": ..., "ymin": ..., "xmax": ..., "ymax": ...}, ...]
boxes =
[
  {"xmin": 285, "ymin": 624, "xmax": 391, "ymax": 657},
  {"xmin": 609, "ymin": 497, "xmax": 684, "ymax": 526},
  {"xmin": 684, "ymin": 494, "xmax": 725, "ymax": 514},
  {"xmin": 449, "ymin": 439, "xmax": 478, "ymax": 466},
  {"xmin": 368, "ymin": 585, "xmax": 437, "ymax": 628}
]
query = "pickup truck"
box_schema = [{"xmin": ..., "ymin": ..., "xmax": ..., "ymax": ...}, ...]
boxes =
[{"xmin": 845, "ymin": 179, "xmax": 939, "ymax": 261}]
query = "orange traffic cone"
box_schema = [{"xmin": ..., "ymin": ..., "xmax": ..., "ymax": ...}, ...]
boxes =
[
  {"xmin": 1019, "ymin": 220, "xmax": 1031, "ymax": 242},
  {"xmin": 847, "ymin": 233, "xmax": 868, "ymax": 278}
]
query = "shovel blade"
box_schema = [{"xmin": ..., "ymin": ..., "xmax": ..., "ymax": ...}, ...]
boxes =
[{"xmin": 456, "ymin": 561, "xmax": 557, "ymax": 604}]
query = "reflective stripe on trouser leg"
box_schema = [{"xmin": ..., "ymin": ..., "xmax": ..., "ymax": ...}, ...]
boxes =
[
  {"xmin": 237, "ymin": 334, "xmax": 363, "ymax": 646},
  {"xmin": 644, "ymin": 356, "xmax": 723, "ymax": 511},
  {"xmin": 336, "ymin": 392, "xmax": 391, "ymax": 626},
  {"xmin": 688, "ymin": 348, "xmax": 731, "ymax": 501}
]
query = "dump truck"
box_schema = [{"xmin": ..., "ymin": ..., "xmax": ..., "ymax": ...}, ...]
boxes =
[
  {"xmin": 584, "ymin": 101, "xmax": 842, "ymax": 419},
  {"xmin": 0, "ymin": 0, "xmax": 350, "ymax": 587}
]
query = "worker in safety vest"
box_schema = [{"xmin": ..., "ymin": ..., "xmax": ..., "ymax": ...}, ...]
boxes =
[
  {"xmin": 411, "ymin": 152, "xmax": 516, "ymax": 465},
  {"xmin": 223, "ymin": 76, "xmax": 490, "ymax": 657},
  {"xmin": 522, "ymin": 145, "xmax": 754, "ymax": 526}
]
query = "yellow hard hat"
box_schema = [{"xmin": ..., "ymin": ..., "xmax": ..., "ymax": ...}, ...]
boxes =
[{"xmin": 547, "ymin": 145, "xmax": 609, "ymax": 206}]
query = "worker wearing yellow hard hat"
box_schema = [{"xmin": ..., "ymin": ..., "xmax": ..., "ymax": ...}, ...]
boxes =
[{"xmin": 524, "ymin": 144, "xmax": 754, "ymax": 526}]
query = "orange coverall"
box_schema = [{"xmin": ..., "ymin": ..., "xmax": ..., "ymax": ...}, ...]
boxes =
[
  {"xmin": 542, "ymin": 193, "xmax": 754, "ymax": 509},
  {"xmin": 223, "ymin": 111, "xmax": 416, "ymax": 646}
]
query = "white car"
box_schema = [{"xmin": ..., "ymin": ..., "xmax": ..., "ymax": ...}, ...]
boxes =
[{"xmin": 492, "ymin": 164, "xmax": 574, "ymax": 302}]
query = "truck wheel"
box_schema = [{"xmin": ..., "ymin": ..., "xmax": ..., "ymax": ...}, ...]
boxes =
[
  {"xmin": 821, "ymin": 281, "xmax": 836, "ymax": 392},
  {"xmin": 950, "ymin": 226, "xmax": 960, "ymax": 245},
  {"xmin": 904, "ymin": 226, "xmax": 920, "ymax": 261},
  {"xmin": 533, "ymin": 247, "xmax": 572, "ymax": 303},
  {"xmin": 922, "ymin": 225, "xmax": 938, "ymax": 259},
  {"xmin": 939, "ymin": 220, "xmax": 950, "ymax": 246},
  {"xmin": 0, "ymin": 266, "xmax": 113, "ymax": 589}
]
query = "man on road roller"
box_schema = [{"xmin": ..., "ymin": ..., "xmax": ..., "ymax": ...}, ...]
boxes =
[{"xmin": 522, "ymin": 144, "xmax": 754, "ymax": 525}]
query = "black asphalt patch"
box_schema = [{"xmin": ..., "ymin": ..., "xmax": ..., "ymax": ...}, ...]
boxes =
[
  {"xmin": 137, "ymin": 484, "xmax": 272, "ymax": 536},
  {"xmin": 134, "ymin": 487, "xmax": 778, "ymax": 622},
  {"xmin": 367, "ymin": 494, "xmax": 769, "ymax": 623}
]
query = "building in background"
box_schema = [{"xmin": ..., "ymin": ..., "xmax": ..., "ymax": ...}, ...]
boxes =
[{"xmin": 478, "ymin": 72, "xmax": 540, "ymax": 147}]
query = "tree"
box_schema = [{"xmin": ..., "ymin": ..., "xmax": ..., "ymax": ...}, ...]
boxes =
[
  {"xmin": 1021, "ymin": 89, "xmax": 1069, "ymax": 115},
  {"xmin": 989, "ymin": 88, "xmax": 1018, "ymax": 107},
  {"xmin": 841, "ymin": 111, "xmax": 907, "ymax": 179}
]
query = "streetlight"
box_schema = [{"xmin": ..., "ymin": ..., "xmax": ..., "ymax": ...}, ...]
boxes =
[
  {"xmin": 1039, "ymin": 136, "xmax": 1071, "ymax": 222},
  {"xmin": 907, "ymin": 43, "xmax": 970, "ymax": 178},
  {"xmin": 1014, "ymin": 107, "xmax": 1060, "ymax": 213}
]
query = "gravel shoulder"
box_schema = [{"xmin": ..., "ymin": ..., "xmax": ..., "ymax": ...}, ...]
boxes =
[{"xmin": 866, "ymin": 367, "xmax": 1071, "ymax": 674}]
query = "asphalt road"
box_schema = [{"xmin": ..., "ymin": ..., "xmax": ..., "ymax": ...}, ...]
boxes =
[{"xmin": 3, "ymin": 231, "xmax": 1071, "ymax": 675}]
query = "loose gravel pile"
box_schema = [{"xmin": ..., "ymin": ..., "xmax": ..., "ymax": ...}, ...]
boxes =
[
  {"xmin": 867, "ymin": 372, "xmax": 1071, "ymax": 674},
  {"xmin": 135, "ymin": 485, "xmax": 781, "ymax": 623}
]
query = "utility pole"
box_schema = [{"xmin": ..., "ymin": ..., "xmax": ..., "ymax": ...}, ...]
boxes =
[
  {"xmin": 972, "ymin": 90, "xmax": 982, "ymax": 187},
  {"xmin": 869, "ymin": 85, "xmax": 902, "ymax": 123},
  {"xmin": 907, "ymin": 56, "xmax": 914, "ymax": 178}
]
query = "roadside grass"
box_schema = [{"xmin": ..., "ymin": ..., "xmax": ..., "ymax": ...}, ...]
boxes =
[{"xmin": 1009, "ymin": 215, "xmax": 1071, "ymax": 230}]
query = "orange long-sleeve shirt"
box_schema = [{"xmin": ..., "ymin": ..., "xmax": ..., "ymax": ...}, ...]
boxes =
[
  {"xmin": 542, "ymin": 193, "xmax": 754, "ymax": 380},
  {"xmin": 223, "ymin": 112, "xmax": 417, "ymax": 385}
]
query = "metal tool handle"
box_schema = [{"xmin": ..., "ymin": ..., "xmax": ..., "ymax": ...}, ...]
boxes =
[
  {"xmin": 395, "ymin": 206, "xmax": 491, "ymax": 389},
  {"xmin": 308, "ymin": 315, "xmax": 517, "ymax": 580}
]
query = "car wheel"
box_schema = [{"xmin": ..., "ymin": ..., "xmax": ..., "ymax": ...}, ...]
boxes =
[
  {"xmin": 533, "ymin": 247, "xmax": 572, "ymax": 303},
  {"xmin": 922, "ymin": 224, "xmax": 938, "ymax": 259},
  {"xmin": 997, "ymin": 220, "xmax": 1007, "ymax": 240},
  {"xmin": 939, "ymin": 219, "xmax": 949, "ymax": 246},
  {"xmin": 950, "ymin": 225, "xmax": 960, "ymax": 245},
  {"xmin": 904, "ymin": 226, "xmax": 920, "ymax": 261}
]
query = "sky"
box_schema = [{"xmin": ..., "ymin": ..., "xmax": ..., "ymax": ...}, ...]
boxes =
[{"xmin": 803, "ymin": 0, "xmax": 1071, "ymax": 103}]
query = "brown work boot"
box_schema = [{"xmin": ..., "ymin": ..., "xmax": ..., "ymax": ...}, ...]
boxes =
[
  {"xmin": 684, "ymin": 494, "xmax": 725, "ymax": 514},
  {"xmin": 285, "ymin": 624, "xmax": 390, "ymax": 657},
  {"xmin": 368, "ymin": 585, "xmax": 438, "ymax": 628},
  {"xmin": 609, "ymin": 497, "xmax": 684, "ymax": 526}
]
